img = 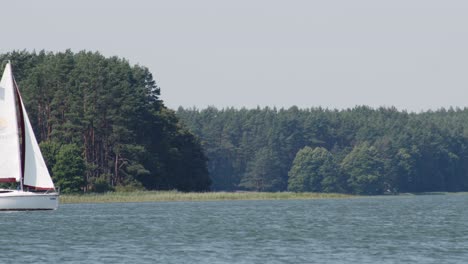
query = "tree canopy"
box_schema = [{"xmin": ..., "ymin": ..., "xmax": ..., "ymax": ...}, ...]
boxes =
[
  {"xmin": 0, "ymin": 50, "xmax": 211, "ymax": 193},
  {"xmin": 178, "ymin": 106, "xmax": 468, "ymax": 194},
  {"xmin": 288, "ymin": 147, "xmax": 342, "ymax": 193}
]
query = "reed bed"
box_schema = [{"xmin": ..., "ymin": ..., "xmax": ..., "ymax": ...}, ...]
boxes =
[{"xmin": 60, "ymin": 191, "xmax": 354, "ymax": 204}]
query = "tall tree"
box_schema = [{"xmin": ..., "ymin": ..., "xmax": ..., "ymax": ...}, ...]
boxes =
[
  {"xmin": 341, "ymin": 142, "xmax": 384, "ymax": 194},
  {"xmin": 52, "ymin": 144, "xmax": 86, "ymax": 193},
  {"xmin": 1, "ymin": 50, "xmax": 211, "ymax": 192},
  {"xmin": 240, "ymin": 147, "xmax": 283, "ymax": 191},
  {"xmin": 288, "ymin": 147, "xmax": 342, "ymax": 192}
]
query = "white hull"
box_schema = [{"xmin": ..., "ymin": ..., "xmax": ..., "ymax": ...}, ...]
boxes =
[{"xmin": 0, "ymin": 190, "xmax": 59, "ymax": 211}]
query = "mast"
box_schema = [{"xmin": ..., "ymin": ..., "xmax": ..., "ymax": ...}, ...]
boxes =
[{"xmin": 12, "ymin": 72, "xmax": 25, "ymax": 191}]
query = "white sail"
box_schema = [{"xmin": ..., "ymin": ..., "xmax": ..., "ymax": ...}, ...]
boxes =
[
  {"xmin": 0, "ymin": 63, "xmax": 21, "ymax": 182},
  {"xmin": 18, "ymin": 93, "xmax": 55, "ymax": 190}
]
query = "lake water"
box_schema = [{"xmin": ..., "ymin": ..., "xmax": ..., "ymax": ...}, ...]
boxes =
[{"xmin": 1, "ymin": 195, "xmax": 468, "ymax": 263}]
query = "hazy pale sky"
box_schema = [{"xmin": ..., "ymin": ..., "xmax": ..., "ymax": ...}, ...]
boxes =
[{"xmin": 2, "ymin": 0, "xmax": 468, "ymax": 111}]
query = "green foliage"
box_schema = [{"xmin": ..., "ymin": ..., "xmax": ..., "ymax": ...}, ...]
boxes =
[
  {"xmin": 114, "ymin": 183, "xmax": 145, "ymax": 192},
  {"xmin": 1, "ymin": 50, "xmax": 210, "ymax": 192},
  {"xmin": 52, "ymin": 144, "xmax": 86, "ymax": 193},
  {"xmin": 341, "ymin": 142, "xmax": 384, "ymax": 194},
  {"xmin": 240, "ymin": 147, "xmax": 283, "ymax": 191},
  {"xmin": 39, "ymin": 141, "xmax": 61, "ymax": 173},
  {"xmin": 91, "ymin": 175, "xmax": 115, "ymax": 193},
  {"xmin": 288, "ymin": 147, "xmax": 342, "ymax": 192},
  {"xmin": 287, "ymin": 148, "xmax": 311, "ymax": 192},
  {"xmin": 178, "ymin": 106, "xmax": 468, "ymax": 194}
]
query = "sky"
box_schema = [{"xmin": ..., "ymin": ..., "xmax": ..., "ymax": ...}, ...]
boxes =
[{"xmin": 2, "ymin": 0, "xmax": 468, "ymax": 112}]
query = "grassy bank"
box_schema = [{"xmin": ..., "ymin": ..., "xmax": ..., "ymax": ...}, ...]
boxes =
[{"xmin": 60, "ymin": 191, "xmax": 354, "ymax": 204}]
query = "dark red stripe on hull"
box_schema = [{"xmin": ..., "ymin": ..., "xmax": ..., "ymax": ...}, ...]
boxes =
[
  {"xmin": 0, "ymin": 178, "xmax": 17, "ymax": 183},
  {"xmin": 23, "ymin": 185, "xmax": 55, "ymax": 191}
]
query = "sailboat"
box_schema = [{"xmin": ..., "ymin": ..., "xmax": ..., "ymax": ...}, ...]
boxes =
[{"xmin": 0, "ymin": 62, "xmax": 59, "ymax": 210}]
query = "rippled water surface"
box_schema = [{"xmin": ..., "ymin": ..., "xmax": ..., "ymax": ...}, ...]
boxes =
[{"xmin": 1, "ymin": 195, "xmax": 468, "ymax": 263}]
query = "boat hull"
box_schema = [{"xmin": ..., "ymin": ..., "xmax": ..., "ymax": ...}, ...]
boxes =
[{"xmin": 0, "ymin": 190, "xmax": 59, "ymax": 211}]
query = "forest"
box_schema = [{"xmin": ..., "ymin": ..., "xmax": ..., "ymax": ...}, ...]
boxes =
[
  {"xmin": 0, "ymin": 50, "xmax": 211, "ymax": 193},
  {"xmin": 177, "ymin": 106, "xmax": 468, "ymax": 194},
  {"xmin": 3, "ymin": 50, "xmax": 468, "ymax": 196}
]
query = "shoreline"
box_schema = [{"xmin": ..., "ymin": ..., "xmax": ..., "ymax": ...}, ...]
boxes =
[{"xmin": 60, "ymin": 191, "xmax": 355, "ymax": 204}]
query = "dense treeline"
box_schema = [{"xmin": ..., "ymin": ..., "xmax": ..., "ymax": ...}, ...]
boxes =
[
  {"xmin": 177, "ymin": 106, "xmax": 468, "ymax": 194},
  {"xmin": 1, "ymin": 50, "xmax": 211, "ymax": 193}
]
